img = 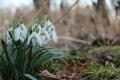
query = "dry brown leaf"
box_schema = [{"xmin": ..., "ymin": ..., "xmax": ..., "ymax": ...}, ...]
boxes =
[{"xmin": 65, "ymin": 58, "xmax": 91, "ymax": 74}]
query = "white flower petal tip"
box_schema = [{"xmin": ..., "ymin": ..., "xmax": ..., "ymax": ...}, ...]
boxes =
[
  {"xmin": 14, "ymin": 27, "xmax": 20, "ymax": 41},
  {"xmin": 27, "ymin": 32, "xmax": 43, "ymax": 46},
  {"xmin": 14, "ymin": 24, "xmax": 27, "ymax": 42},
  {"xmin": 20, "ymin": 24, "xmax": 27, "ymax": 34}
]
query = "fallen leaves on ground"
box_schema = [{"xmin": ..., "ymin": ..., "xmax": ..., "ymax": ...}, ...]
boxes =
[{"xmin": 38, "ymin": 58, "xmax": 91, "ymax": 80}]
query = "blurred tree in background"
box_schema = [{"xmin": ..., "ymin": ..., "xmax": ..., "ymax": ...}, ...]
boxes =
[
  {"xmin": 96, "ymin": 0, "xmax": 110, "ymax": 25},
  {"xmin": 33, "ymin": 0, "xmax": 50, "ymax": 18}
]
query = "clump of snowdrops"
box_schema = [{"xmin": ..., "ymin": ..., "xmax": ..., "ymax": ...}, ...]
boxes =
[
  {"xmin": 0, "ymin": 16, "xmax": 65, "ymax": 80},
  {"xmin": 7, "ymin": 16, "xmax": 57, "ymax": 47}
]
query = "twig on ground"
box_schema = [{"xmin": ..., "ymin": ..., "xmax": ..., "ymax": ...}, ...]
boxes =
[{"xmin": 58, "ymin": 36, "xmax": 91, "ymax": 45}]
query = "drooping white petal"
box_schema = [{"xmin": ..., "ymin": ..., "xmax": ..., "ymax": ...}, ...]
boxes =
[
  {"xmin": 35, "ymin": 33, "xmax": 43, "ymax": 46},
  {"xmin": 44, "ymin": 20, "xmax": 53, "ymax": 29},
  {"xmin": 27, "ymin": 32, "xmax": 43, "ymax": 46},
  {"xmin": 44, "ymin": 20, "xmax": 55, "ymax": 32},
  {"xmin": 20, "ymin": 29, "xmax": 27, "ymax": 42},
  {"xmin": 27, "ymin": 32, "xmax": 37, "ymax": 46},
  {"xmin": 32, "ymin": 37, "xmax": 37, "ymax": 47},
  {"xmin": 44, "ymin": 20, "xmax": 58, "ymax": 43},
  {"xmin": 41, "ymin": 28, "xmax": 50, "ymax": 41},
  {"xmin": 45, "ymin": 31, "xmax": 50, "ymax": 41},
  {"xmin": 20, "ymin": 24, "xmax": 27, "ymax": 42},
  {"xmin": 14, "ymin": 27, "xmax": 21, "ymax": 41},
  {"xmin": 14, "ymin": 24, "xmax": 27, "ymax": 42},
  {"xmin": 20, "ymin": 24, "xmax": 27, "ymax": 34},
  {"xmin": 40, "ymin": 35, "xmax": 46, "ymax": 44}
]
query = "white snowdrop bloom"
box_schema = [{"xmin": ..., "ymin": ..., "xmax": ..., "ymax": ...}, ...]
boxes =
[
  {"xmin": 32, "ymin": 24, "xmax": 41, "ymax": 33},
  {"xmin": 14, "ymin": 27, "xmax": 21, "ymax": 41},
  {"xmin": 44, "ymin": 20, "xmax": 58, "ymax": 42},
  {"xmin": 40, "ymin": 35, "xmax": 46, "ymax": 45},
  {"xmin": 21, "ymin": 30, "xmax": 27, "ymax": 41},
  {"xmin": 20, "ymin": 24, "xmax": 27, "ymax": 35},
  {"xmin": 19, "ymin": 24, "xmax": 27, "ymax": 41},
  {"xmin": 6, "ymin": 27, "xmax": 13, "ymax": 44},
  {"xmin": 44, "ymin": 20, "xmax": 56, "ymax": 32},
  {"xmin": 27, "ymin": 32, "xmax": 43, "ymax": 46},
  {"xmin": 14, "ymin": 25, "xmax": 27, "ymax": 42},
  {"xmin": 44, "ymin": 20, "xmax": 53, "ymax": 29},
  {"xmin": 41, "ymin": 28, "xmax": 50, "ymax": 41}
]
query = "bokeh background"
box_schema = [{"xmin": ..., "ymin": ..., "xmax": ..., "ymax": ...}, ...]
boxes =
[{"xmin": 0, "ymin": 0, "xmax": 119, "ymax": 50}]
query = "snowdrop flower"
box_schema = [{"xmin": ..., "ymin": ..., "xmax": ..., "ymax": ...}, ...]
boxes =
[
  {"xmin": 32, "ymin": 23, "xmax": 41, "ymax": 33},
  {"xmin": 14, "ymin": 24, "xmax": 27, "ymax": 42},
  {"xmin": 6, "ymin": 27, "xmax": 13, "ymax": 45},
  {"xmin": 44, "ymin": 19, "xmax": 52, "ymax": 29},
  {"xmin": 20, "ymin": 24, "xmax": 27, "ymax": 34},
  {"xmin": 27, "ymin": 32, "xmax": 43, "ymax": 46},
  {"xmin": 27, "ymin": 17, "xmax": 58, "ymax": 46},
  {"xmin": 44, "ymin": 20, "xmax": 58, "ymax": 43},
  {"xmin": 40, "ymin": 28, "xmax": 50, "ymax": 42}
]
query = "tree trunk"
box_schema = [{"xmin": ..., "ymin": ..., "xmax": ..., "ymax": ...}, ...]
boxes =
[
  {"xmin": 33, "ymin": 0, "xmax": 49, "ymax": 18},
  {"xmin": 96, "ymin": 0, "xmax": 110, "ymax": 25}
]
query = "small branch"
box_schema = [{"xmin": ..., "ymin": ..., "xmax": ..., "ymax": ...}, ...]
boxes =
[
  {"xmin": 58, "ymin": 36, "xmax": 91, "ymax": 45},
  {"xmin": 54, "ymin": 0, "xmax": 79, "ymax": 25},
  {"xmin": 31, "ymin": 0, "xmax": 79, "ymax": 26}
]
